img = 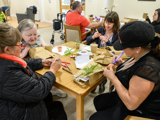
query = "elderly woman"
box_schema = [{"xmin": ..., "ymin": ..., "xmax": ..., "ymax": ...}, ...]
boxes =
[
  {"xmin": 87, "ymin": 11, "xmax": 120, "ymax": 93},
  {"xmin": 90, "ymin": 21, "xmax": 160, "ymax": 120},
  {"xmin": 0, "ymin": 23, "xmax": 67, "ymax": 120},
  {"xmin": 146, "ymin": 8, "xmax": 160, "ymax": 34},
  {"xmin": 17, "ymin": 19, "xmax": 67, "ymax": 98}
]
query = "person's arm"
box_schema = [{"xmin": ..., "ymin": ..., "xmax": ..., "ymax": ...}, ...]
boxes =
[
  {"xmin": 20, "ymin": 45, "xmax": 30, "ymax": 59},
  {"xmin": 146, "ymin": 16, "xmax": 151, "ymax": 24},
  {"xmin": 1, "ymin": 59, "xmax": 61, "ymax": 103},
  {"xmin": 24, "ymin": 58, "xmax": 43, "ymax": 71},
  {"xmin": 86, "ymin": 31, "xmax": 101, "ymax": 45},
  {"xmin": 1, "ymin": 70, "xmax": 55, "ymax": 103},
  {"xmin": 155, "ymin": 26, "xmax": 160, "ymax": 34},
  {"xmin": 41, "ymin": 37, "xmax": 46, "ymax": 47},
  {"xmin": 86, "ymin": 21, "xmax": 104, "ymax": 29},
  {"xmin": 103, "ymin": 66, "xmax": 155, "ymax": 110}
]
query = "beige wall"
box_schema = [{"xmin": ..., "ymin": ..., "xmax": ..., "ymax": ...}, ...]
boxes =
[
  {"xmin": 113, "ymin": 0, "xmax": 160, "ymax": 21},
  {"xmin": 85, "ymin": 0, "xmax": 104, "ymax": 18},
  {"xmin": 3, "ymin": 0, "xmax": 159, "ymax": 23},
  {"xmin": 9, "ymin": 0, "xmax": 39, "ymax": 16},
  {"xmin": 43, "ymin": 0, "xmax": 59, "ymax": 22}
]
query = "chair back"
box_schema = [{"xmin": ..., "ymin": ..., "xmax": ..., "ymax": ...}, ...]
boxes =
[
  {"xmin": 27, "ymin": 8, "xmax": 35, "ymax": 22},
  {"xmin": 64, "ymin": 24, "xmax": 82, "ymax": 43},
  {"xmin": 2, "ymin": 6, "xmax": 10, "ymax": 16},
  {"xmin": 0, "ymin": 7, "xmax": 3, "ymax": 13}
]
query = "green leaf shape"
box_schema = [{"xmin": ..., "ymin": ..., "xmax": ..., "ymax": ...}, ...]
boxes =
[
  {"xmin": 64, "ymin": 48, "xmax": 73, "ymax": 56},
  {"xmin": 79, "ymin": 64, "xmax": 104, "ymax": 76}
]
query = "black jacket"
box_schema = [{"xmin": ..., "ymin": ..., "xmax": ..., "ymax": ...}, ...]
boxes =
[
  {"xmin": 146, "ymin": 18, "xmax": 160, "ymax": 34},
  {"xmin": 86, "ymin": 27, "xmax": 119, "ymax": 47},
  {"xmin": 0, "ymin": 58, "xmax": 55, "ymax": 120}
]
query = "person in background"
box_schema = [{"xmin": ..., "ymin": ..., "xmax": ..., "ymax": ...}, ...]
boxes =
[
  {"xmin": 0, "ymin": 23, "xmax": 67, "ymax": 120},
  {"xmin": 66, "ymin": 0, "xmax": 73, "ymax": 14},
  {"xmin": 66, "ymin": 1, "xmax": 103, "ymax": 40},
  {"xmin": 146, "ymin": 8, "xmax": 160, "ymax": 34},
  {"xmin": 17, "ymin": 19, "xmax": 67, "ymax": 98},
  {"xmin": 87, "ymin": 11, "xmax": 120, "ymax": 48},
  {"xmin": 87, "ymin": 11, "xmax": 120, "ymax": 94},
  {"xmin": 90, "ymin": 21, "xmax": 160, "ymax": 120}
]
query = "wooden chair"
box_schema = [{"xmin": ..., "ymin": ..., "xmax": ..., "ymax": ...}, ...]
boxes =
[
  {"xmin": 124, "ymin": 17, "xmax": 138, "ymax": 22},
  {"xmin": 100, "ymin": 15, "xmax": 105, "ymax": 18},
  {"xmin": 125, "ymin": 115, "xmax": 154, "ymax": 120},
  {"xmin": 64, "ymin": 24, "xmax": 91, "ymax": 43}
]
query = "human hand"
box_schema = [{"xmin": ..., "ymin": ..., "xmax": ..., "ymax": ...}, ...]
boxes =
[
  {"xmin": 42, "ymin": 59, "xmax": 53, "ymax": 67},
  {"xmin": 92, "ymin": 32, "xmax": 101, "ymax": 39},
  {"xmin": 112, "ymin": 55, "xmax": 123, "ymax": 66},
  {"xmin": 24, "ymin": 45, "xmax": 30, "ymax": 52},
  {"xmin": 103, "ymin": 65, "xmax": 116, "ymax": 81},
  {"xmin": 99, "ymin": 36, "xmax": 108, "ymax": 42},
  {"xmin": 49, "ymin": 58, "xmax": 61, "ymax": 74},
  {"xmin": 146, "ymin": 15, "xmax": 149, "ymax": 19}
]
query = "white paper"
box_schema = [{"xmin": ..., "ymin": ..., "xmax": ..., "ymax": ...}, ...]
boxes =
[
  {"xmin": 79, "ymin": 76, "xmax": 89, "ymax": 82},
  {"xmin": 52, "ymin": 46, "xmax": 75, "ymax": 56},
  {"xmin": 83, "ymin": 46, "xmax": 91, "ymax": 51},
  {"xmin": 75, "ymin": 54, "xmax": 93, "ymax": 69}
]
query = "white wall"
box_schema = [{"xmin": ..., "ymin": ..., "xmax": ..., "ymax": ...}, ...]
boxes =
[
  {"xmin": 113, "ymin": 0, "xmax": 160, "ymax": 21},
  {"xmin": 85, "ymin": 0, "xmax": 106, "ymax": 18},
  {"xmin": 9, "ymin": 0, "xmax": 39, "ymax": 17},
  {"xmin": 5, "ymin": 0, "xmax": 159, "ymax": 23},
  {"xmin": 43, "ymin": 0, "xmax": 59, "ymax": 23}
]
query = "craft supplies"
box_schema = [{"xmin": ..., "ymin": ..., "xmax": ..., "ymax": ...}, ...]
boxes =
[
  {"xmin": 65, "ymin": 63, "xmax": 72, "ymax": 71},
  {"xmin": 62, "ymin": 67, "xmax": 73, "ymax": 74},
  {"xmin": 62, "ymin": 61, "xmax": 71, "ymax": 64},
  {"xmin": 61, "ymin": 63, "xmax": 67, "ymax": 68},
  {"xmin": 112, "ymin": 51, "xmax": 124, "ymax": 65}
]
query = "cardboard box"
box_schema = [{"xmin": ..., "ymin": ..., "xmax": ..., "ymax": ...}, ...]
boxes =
[{"xmin": 143, "ymin": 13, "xmax": 148, "ymax": 19}]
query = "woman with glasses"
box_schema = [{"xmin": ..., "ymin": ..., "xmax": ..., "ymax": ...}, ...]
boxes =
[
  {"xmin": 90, "ymin": 21, "xmax": 160, "ymax": 120},
  {"xmin": 146, "ymin": 8, "xmax": 160, "ymax": 34},
  {"xmin": 0, "ymin": 23, "xmax": 67, "ymax": 120}
]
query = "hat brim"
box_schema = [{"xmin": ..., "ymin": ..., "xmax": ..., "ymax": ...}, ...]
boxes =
[{"xmin": 113, "ymin": 39, "xmax": 126, "ymax": 51}]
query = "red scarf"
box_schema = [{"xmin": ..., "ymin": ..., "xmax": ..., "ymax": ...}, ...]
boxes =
[{"xmin": 0, "ymin": 54, "xmax": 30, "ymax": 75}]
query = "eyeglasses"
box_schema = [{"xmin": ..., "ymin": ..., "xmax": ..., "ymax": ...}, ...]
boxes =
[
  {"xmin": 1, "ymin": 45, "xmax": 26, "ymax": 52},
  {"xmin": 8, "ymin": 45, "xmax": 26, "ymax": 48}
]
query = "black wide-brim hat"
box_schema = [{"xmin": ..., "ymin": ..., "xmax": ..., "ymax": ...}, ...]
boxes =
[{"xmin": 113, "ymin": 21, "xmax": 155, "ymax": 50}]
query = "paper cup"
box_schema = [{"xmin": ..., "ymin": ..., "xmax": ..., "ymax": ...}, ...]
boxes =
[
  {"xmin": 45, "ymin": 44, "xmax": 53, "ymax": 52},
  {"xmin": 90, "ymin": 44, "xmax": 98, "ymax": 53}
]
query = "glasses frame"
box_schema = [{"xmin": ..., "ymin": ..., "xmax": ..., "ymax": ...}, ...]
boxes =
[{"xmin": 8, "ymin": 45, "xmax": 26, "ymax": 47}]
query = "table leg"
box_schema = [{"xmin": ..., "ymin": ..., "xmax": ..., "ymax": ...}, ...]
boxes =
[{"xmin": 76, "ymin": 94, "xmax": 84, "ymax": 120}]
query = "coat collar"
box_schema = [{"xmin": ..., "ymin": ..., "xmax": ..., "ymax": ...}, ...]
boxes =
[{"xmin": 0, "ymin": 54, "xmax": 27, "ymax": 68}]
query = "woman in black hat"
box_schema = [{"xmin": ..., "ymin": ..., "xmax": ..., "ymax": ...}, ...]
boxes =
[
  {"xmin": 146, "ymin": 8, "xmax": 160, "ymax": 34},
  {"xmin": 90, "ymin": 21, "xmax": 160, "ymax": 120}
]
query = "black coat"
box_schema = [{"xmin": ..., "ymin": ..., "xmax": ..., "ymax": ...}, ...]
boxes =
[
  {"xmin": 86, "ymin": 27, "xmax": 119, "ymax": 47},
  {"xmin": 0, "ymin": 58, "xmax": 55, "ymax": 120},
  {"xmin": 146, "ymin": 18, "xmax": 160, "ymax": 34}
]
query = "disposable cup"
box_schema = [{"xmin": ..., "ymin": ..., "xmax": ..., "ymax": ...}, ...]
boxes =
[{"xmin": 90, "ymin": 44, "xmax": 98, "ymax": 53}]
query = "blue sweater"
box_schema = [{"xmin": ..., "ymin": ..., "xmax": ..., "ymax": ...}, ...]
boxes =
[{"xmin": 86, "ymin": 27, "xmax": 118, "ymax": 48}]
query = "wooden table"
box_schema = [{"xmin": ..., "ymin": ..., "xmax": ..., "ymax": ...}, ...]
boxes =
[{"xmin": 36, "ymin": 42, "xmax": 106, "ymax": 120}]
